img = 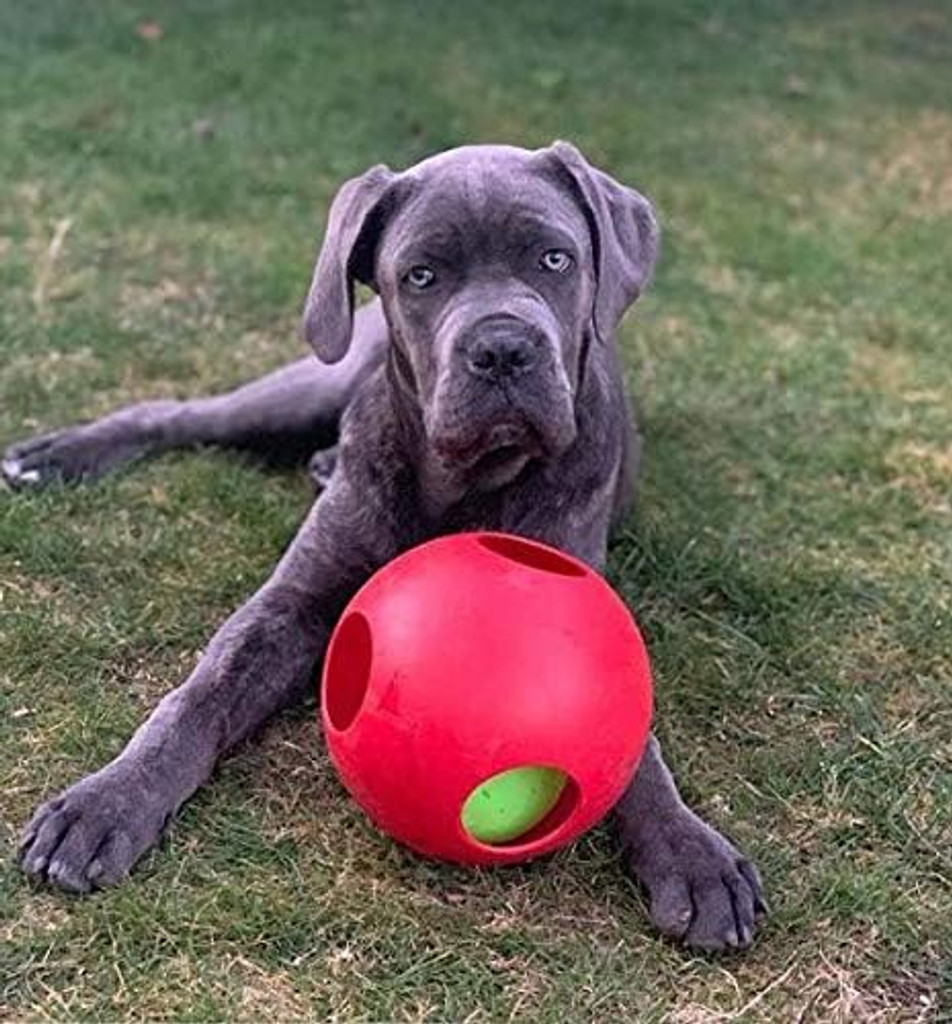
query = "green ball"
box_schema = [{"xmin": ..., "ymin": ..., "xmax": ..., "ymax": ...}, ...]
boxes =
[{"xmin": 461, "ymin": 765, "xmax": 567, "ymax": 844}]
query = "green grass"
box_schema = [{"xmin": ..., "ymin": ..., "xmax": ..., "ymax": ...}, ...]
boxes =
[{"xmin": 2, "ymin": 0, "xmax": 950, "ymax": 1019}]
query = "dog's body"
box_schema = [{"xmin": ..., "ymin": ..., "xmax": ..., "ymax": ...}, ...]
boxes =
[{"xmin": 9, "ymin": 143, "xmax": 764, "ymax": 951}]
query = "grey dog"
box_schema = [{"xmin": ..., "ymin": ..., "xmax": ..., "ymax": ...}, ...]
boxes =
[{"xmin": 8, "ymin": 142, "xmax": 764, "ymax": 951}]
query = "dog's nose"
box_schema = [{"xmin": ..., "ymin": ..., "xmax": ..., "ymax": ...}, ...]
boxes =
[{"xmin": 466, "ymin": 332, "xmax": 536, "ymax": 382}]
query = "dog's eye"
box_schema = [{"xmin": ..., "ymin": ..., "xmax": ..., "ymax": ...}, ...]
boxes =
[
  {"xmin": 539, "ymin": 249, "xmax": 574, "ymax": 274},
  {"xmin": 405, "ymin": 265, "xmax": 436, "ymax": 290}
]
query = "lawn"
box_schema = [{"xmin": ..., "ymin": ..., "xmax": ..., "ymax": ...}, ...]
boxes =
[{"xmin": 1, "ymin": 0, "xmax": 950, "ymax": 1019}]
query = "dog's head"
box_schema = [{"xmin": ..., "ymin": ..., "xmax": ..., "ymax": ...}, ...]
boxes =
[{"xmin": 301, "ymin": 142, "xmax": 658, "ymax": 486}]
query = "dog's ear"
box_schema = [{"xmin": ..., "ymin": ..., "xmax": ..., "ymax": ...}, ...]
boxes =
[
  {"xmin": 542, "ymin": 141, "xmax": 659, "ymax": 341},
  {"xmin": 301, "ymin": 164, "xmax": 398, "ymax": 363}
]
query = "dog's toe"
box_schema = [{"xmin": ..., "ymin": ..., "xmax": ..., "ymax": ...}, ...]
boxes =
[
  {"xmin": 624, "ymin": 811, "xmax": 766, "ymax": 952},
  {"xmin": 3, "ymin": 425, "xmax": 147, "ymax": 489},
  {"xmin": 19, "ymin": 771, "xmax": 168, "ymax": 893},
  {"xmin": 307, "ymin": 445, "xmax": 340, "ymax": 489},
  {"xmin": 2, "ymin": 457, "xmax": 24, "ymax": 486},
  {"xmin": 4, "ymin": 430, "xmax": 72, "ymax": 488},
  {"xmin": 3, "ymin": 457, "xmax": 43, "ymax": 487}
]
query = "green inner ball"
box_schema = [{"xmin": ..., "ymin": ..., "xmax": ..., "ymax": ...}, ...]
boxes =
[{"xmin": 461, "ymin": 765, "xmax": 568, "ymax": 844}]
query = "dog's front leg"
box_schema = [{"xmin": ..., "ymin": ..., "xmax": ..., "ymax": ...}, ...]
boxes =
[
  {"xmin": 19, "ymin": 478, "xmax": 390, "ymax": 893},
  {"xmin": 614, "ymin": 737, "xmax": 766, "ymax": 950}
]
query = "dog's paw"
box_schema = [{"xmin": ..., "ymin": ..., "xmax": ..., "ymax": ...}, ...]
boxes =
[
  {"xmin": 3, "ymin": 425, "xmax": 149, "ymax": 490},
  {"xmin": 621, "ymin": 808, "xmax": 766, "ymax": 951},
  {"xmin": 307, "ymin": 445, "xmax": 339, "ymax": 489},
  {"xmin": 19, "ymin": 768, "xmax": 169, "ymax": 893}
]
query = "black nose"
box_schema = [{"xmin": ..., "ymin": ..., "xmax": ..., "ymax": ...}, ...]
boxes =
[{"xmin": 466, "ymin": 332, "xmax": 536, "ymax": 382}]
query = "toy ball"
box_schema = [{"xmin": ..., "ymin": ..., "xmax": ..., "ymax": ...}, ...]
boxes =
[{"xmin": 320, "ymin": 531, "xmax": 653, "ymax": 866}]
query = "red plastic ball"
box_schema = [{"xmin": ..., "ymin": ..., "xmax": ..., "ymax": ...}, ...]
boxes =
[{"xmin": 320, "ymin": 531, "xmax": 653, "ymax": 865}]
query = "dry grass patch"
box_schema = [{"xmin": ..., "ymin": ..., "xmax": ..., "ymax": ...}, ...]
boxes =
[
  {"xmin": 671, "ymin": 938, "xmax": 941, "ymax": 1023},
  {"xmin": 885, "ymin": 441, "xmax": 952, "ymax": 514},
  {"xmin": 0, "ymin": 897, "xmax": 70, "ymax": 947},
  {"xmin": 876, "ymin": 109, "xmax": 952, "ymax": 218},
  {"xmin": 229, "ymin": 954, "xmax": 310, "ymax": 1021},
  {"xmin": 6, "ymin": 181, "xmax": 101, "ymax": 315}
]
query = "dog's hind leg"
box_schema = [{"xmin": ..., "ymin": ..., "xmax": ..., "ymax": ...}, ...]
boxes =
[{"xmin": 2, "ymin": 302, "xmax": 388, "ymax": 489}]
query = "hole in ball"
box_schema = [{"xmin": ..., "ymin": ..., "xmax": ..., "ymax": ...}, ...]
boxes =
[
  {"xmin": 461, "ymin": 766, "xmax": 578, "ymax": 846},
  {"xmin": 477, "ymin": 534, "xmax": 587, "ymax": 577},
  {"xmin": 324, "ymin": 611, "xmax": 372, "ymax": 732}
]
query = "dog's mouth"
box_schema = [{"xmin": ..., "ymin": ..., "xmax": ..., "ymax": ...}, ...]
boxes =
[
  {"xmin": 425, "ymin": 371, "xmax": 579, "ymax": 482},
  {"xmin": 432, "ymin": 420, "xmax": 543, "ymax": 470},
  {"xmin": 471, "ymin": 441, "xmax": 533, "ymax": 478}
]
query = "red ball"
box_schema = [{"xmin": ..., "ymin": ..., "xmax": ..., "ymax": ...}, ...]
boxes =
[{"xmin": 320, "ymin": 531, "xmax": 653, "ymax": 865}]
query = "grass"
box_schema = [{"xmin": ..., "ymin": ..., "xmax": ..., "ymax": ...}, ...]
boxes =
[{"xmin": 1, "ymin": 0, "xmax": 950, "ymax": 1019}]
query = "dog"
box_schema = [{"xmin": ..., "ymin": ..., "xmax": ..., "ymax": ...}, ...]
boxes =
[{"xmin": 8, "ymin": 142, "xmax": 764, "ymax": 951}]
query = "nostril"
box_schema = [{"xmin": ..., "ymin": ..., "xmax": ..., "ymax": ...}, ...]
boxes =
[
  {"xmin": 508, "ymin": 347, "xmax": 531, "ymax": 369},
  {"xmin": 468, "ymin": 337, "xmax": 535, "ymax": 379},
  {"xmin": 471, "ymin": 347, "xmax": 498, "ymax": 373},
  {"xmin": 498, "ymin": 342, "xmax": 534, "ymax": 375}
]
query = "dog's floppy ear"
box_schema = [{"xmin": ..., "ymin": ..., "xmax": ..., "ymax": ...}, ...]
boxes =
[
  {"xmin": 543, "ymin": 141, "xmax": 659, "ymax": 341},
  {"xmin": 301, "ymin": 164, "xmax": 398, "ymax": 363}
]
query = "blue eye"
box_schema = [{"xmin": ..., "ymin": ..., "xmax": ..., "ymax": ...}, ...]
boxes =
[
  {"xmin": 539, "ymin": 249, "xmax": 574, "ymax": 274},
  {"xmin": 405, "ymin": 265, "xmax": 436, "ymax": 289}
]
